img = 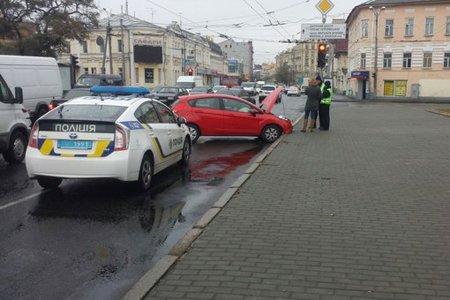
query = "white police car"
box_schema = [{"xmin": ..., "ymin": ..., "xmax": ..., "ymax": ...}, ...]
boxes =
[{"xmin": 25, "ymin": 86, "xmax": 192, "ymax": 191}]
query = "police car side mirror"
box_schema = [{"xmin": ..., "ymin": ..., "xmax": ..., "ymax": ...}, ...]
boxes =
[{"xmin": 177, "ymin": 116, "xmax": 186, "ymax": 126}]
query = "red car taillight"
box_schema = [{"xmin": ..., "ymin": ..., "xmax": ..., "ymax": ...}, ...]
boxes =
[
  {"xmin": 114, "ymin": 125, "xmax": 129, "ymax": 151},
  {"xmin": 29, "ymin": 122, "xmax": 39, "ymax": 148}
]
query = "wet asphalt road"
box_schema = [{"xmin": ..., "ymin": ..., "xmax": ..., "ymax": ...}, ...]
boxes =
[{"xmin": 0, "ymin": 94, "xmax": 305, "ymax": 300}]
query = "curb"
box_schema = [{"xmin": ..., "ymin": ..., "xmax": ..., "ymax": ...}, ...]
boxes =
[{"xmin": 121, "ymin": 114, "xmax": 303, "ymax": 300}]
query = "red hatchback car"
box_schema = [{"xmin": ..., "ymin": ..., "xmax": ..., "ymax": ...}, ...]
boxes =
[{"xmin": 172, "ymin": 86, "xmax": 292, "ymax": 143}]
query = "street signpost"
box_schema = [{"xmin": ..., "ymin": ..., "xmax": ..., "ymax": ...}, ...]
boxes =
[
  {"xmin": 301, "ymin": 23, "xmax": 347, "ymax": 40},
  {"xmin": 316, "ymin": 0, "xmax": 334, "ymax": 23}
]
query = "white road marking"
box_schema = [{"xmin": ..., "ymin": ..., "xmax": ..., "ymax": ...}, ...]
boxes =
[{"xmin": 0, "ymin": 191, "xmax": 46, "ymax": 211}]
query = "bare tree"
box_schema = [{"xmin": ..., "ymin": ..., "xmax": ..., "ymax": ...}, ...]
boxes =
[{"xmin": 0, "ymin": 0, "xmax": 99, "ymax": 57}]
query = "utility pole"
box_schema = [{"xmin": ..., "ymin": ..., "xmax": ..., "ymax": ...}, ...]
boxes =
[
  {"xmin": 370, "ymin": 6, "xmax": 385, "ymax": 98},
  {"xmin": 120, "ymin": 19, "xmax": 126, "ymax": 84}
]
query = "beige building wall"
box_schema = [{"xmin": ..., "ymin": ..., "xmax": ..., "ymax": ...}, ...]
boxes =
[{"xmin": 347, "ymin": 1, "xmax": 450, "ymax": 99}]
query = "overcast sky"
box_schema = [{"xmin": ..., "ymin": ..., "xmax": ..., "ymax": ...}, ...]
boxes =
[{"xmin": 97, "ymin": 0, "xmax": 365, "ymax": 64}]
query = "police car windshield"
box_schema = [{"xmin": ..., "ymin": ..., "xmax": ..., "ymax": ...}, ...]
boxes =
[{"xmin": 45, "ymin": 104, "xmax": 126, "ymax": 122}]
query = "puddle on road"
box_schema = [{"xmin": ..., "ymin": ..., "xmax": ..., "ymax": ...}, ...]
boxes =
[{"xmin": 190, "ymin": 146, "xmax": 262, "ymax": 183}]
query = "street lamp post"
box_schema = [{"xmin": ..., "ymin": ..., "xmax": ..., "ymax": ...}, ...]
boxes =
[{"xmin": 370, "ymin": 6, "xmax": 385, "ymax": 98}]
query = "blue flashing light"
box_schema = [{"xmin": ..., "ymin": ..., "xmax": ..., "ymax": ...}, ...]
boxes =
[{"xmin": 90, "ymin": 85, "xmax": 150, "ymax": 95}]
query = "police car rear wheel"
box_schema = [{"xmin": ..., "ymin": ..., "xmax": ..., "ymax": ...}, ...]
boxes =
[
  {"xmin": 138, "ymin": 154, "xmax": 153, "ymax": 191},
  {"xmin": 37, "ymin": 176, "xmax": 62, "ymax": 189},
  {"xmin": 187, "ymin": 124, "xmax": 200, "ymax": 144},
  {"xmin": 179, "ymin": 139, "xmax": 191, "ymax": 165}
]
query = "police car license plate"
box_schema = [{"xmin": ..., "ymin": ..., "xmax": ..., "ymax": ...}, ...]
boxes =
[{"xmin": 57, "ymin": 140, "xmax": 93, "ymax": 150}]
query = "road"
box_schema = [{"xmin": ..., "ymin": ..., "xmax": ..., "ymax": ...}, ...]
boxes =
[{"xmin": 0, "ymin": 93, "xmax": 305, "ymax": 300}]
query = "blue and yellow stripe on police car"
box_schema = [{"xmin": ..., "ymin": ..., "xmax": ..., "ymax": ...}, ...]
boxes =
[
  {"xmin": 37, "ymin": 139, "xmax": 114, "ymax": 157},
  {"xmin": 151, "ymin": 137, "xmax": 182, "ymax": 161}
]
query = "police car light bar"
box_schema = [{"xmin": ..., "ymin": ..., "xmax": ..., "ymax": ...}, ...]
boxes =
[{"xmin": 90, "ymin": 86, "xmax": 150, "ymax": 95}]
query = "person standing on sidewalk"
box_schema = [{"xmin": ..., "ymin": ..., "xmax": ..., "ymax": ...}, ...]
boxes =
[
  {"xmin": 319, "ymin": 81, "xmax": 333, "ymax": 131},
  {"xmin": 314, "ymin": 75, "xmax": 325, "ymax": 128},
  {"xmin": 301, "ymin": 79, "xmax": 322, "ymax": 132}
]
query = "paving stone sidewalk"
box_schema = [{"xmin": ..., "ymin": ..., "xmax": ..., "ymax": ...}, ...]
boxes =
[{"xmin": 145, "ymin": 102, "xmax": 450, "ymax": 300}]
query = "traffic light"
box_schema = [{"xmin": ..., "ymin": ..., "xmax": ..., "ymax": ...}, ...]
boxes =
[
  {"xmin": 187, "ymin": 67, "xmax": 193, "ymax": 76},
  {"xmin": 70, "ymin": 54, "xmax": 79, "ymax": 67},
  {"xmin": 317, "ymin": 43, "xmax": 327, "ymax": 68}
]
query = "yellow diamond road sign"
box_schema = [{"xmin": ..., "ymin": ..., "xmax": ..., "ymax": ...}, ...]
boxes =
[{"xmin": 316, "ymin": 0, "xmax": 334, "ymax": 15}]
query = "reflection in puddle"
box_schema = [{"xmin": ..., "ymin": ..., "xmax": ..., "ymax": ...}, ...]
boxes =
[{"xmin": 190, "ymin": 146, "xmax": 262, "ymax": 182}]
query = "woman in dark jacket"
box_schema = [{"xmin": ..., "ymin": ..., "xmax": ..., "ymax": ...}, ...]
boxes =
[{"xmin": 301, "ymin": 79, "xmax": 322, "ymax": 132}]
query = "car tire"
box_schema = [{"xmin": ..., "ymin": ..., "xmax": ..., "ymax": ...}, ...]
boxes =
[
  {"xmin": 137, "ymin": 154, "xmax": 153, "ymax": 191},
  {"xmin": 187, "ymin": 124, "xmax": 200, "ymax": 144},
  {"xmin": 261, "ymin": 125, "xmax": 281, "ymax": 143},
  {"xmin": 179, "ymin": 138, "xmax": 191, "ymax": 165},
  {"xmin": 3, "ymin": 131, "xmax": 27, "ymax": 164},
  {"xmin": 37, "ymin": 176, "xmax": 63, "ymax": 189}
]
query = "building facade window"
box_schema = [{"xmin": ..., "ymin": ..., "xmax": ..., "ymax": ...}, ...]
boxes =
[
  {"xmin": 405, "ymin": 18, "xmax": 414, "ymax": 36},
  {"xmin": 361, "ymin": 20, "xmax": 369, "ymax": 38},
  {"xmin": 83, "ymin": 68, "xmax": 88, "ymax": 74},
  {"xmin": 385, "ymin": 19, "xmax": 394, "ymax": 37},
  {"xmin": 384, "ymin": 80, "xmax": 407, "ymax": 96},
  {"xmin": 446, "ymin": 16, "xmax": 450, "ymax": 35},
  {"xmin": 383, "ymin": 53, "xmax": 392, "ymax": 68},
  {"xmin": 444, "ymin": 53, "xmax": 450, "ymax": 68},
  {"xmin": 118, "ymin": 67, "xmax": 123, "ymax": 79},
  {"xmin": 403, "ymin": 53, "xmax": 412, "ymax": 68},
  {"xmin": 423, "ymin": 52, "xmax": 432, "ymax": 68},
  {"xmin": 118, "ymin": 39, "xmax": 123, "ymax": 52},
  {"xmin": 91, "ymin": 67, "xmax": 97, "ymax": 74},
  {"xmin": 145, "ymin": 68, "xmax": 154, "ymax": 83},
  {"xmin": 360, "ymin": 53, "xmax": 366, "ymax": 68},
  {"xmin": 82, "ymin": 41, "xmax": 88, "ymax": 53},
  {"xmin": 425, "ymin": 17, "xmax": 434, "ymax": 36}
]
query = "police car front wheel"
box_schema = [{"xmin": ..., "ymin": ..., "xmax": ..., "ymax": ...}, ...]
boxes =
[
  {"xmin": 138, "ymin": 154, "xmax": 153, "ymax": 191},
  {"xmin": 37, "ymin": 176, "xmax": 63, "ymax": 189}
]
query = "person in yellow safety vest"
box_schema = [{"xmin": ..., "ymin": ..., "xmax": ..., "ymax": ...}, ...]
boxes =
[
  {"xmin": 319, "ymin": 81, "xmax": 333, "ymax": 131},
  {"xmin": 313, "ymin": 75, "xmax": 325, "ymax": 128}
]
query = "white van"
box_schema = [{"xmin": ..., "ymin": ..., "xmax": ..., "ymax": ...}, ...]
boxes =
[
  {"xmin": 0, "ymin": 74, "xmax": 30, "ymax": 163},
  {"xmin": 176, "ymin": 76, "xmax": 203, "ymax": 91},
  {"xmin": 0, "ymin": 55, "xmax": 63, "ymax": 121}
]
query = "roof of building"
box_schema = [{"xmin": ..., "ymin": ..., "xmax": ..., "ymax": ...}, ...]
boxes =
[
  {"xmin": 346, "ymin": 0, "xmax": 450, "ymax": 25},
  {"xmin": 98, "ymin": 13, "xmax": 164, "ymax": 31}
]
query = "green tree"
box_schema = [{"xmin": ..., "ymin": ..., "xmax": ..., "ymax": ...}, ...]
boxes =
[
  {"xmin": 0, "ymin": 0, "xmax": 99, "ymax": 57},
  {"xmin": 275, "ymin": 62, "xmax": 290, "ymax": 84}
]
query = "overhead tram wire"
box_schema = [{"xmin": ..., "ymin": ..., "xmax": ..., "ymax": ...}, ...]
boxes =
[
  {"xmin": 242, "ymin": 0, "xmax": 290, "ymax": 41},
  {"xmin": 253, "ymin": 0, "xmax": 292, "ymax": 38}
]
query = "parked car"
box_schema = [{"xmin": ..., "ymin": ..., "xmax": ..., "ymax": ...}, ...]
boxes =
[
  {"xmin": 25, "ymin": 86, "xmax": 191, "ymax": 191},
  {"xmin": 241, "ymin": 82, "xmax": 257, "ymax": 96},
  {"xmin": 48, "ymin": 88, "xmax": 91, "ymax": 109},
  {"xmin": 189, "ymin": 86, "xmax": 213, "ymax": 94},
  {"xmin": 259, "ymin": 84, "xmax": 281, "ymax": 103},
  {"xmin": 212, "ymin": 85, "xmax": 227, "ymax": 93},
  {"xmin": 149, "ymin": 86, "xmax": 189, "ymax": 105},
  {"xmin": 286, "ymin": 86, "xmax": 300, "ymax": 96},
  {"xmin": 172, "ymin": 86, "xmax": 292, "ymax": 144},
  {"xmin": 218, "ymin": 87, "xmax": 256, "ymax": 104},
  {"xmin": 74, "ymin": 74, "xmax": 123, "ymax": 88}
]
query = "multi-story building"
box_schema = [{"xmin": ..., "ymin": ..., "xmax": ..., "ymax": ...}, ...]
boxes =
[
  {"xmin": 63, "ymin": 14, "xmax": 225, "ymax": 88},
  {"xmin": 218, "ymin": 40, "xmax": 254, "ymax": 81},
  {"xmin": 275, "ymin": 41, "xmax": 320, "ymax": 85},
  {"xmin": 347, "ymin": 0, "xmax": 450, "ymax": 99}
]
